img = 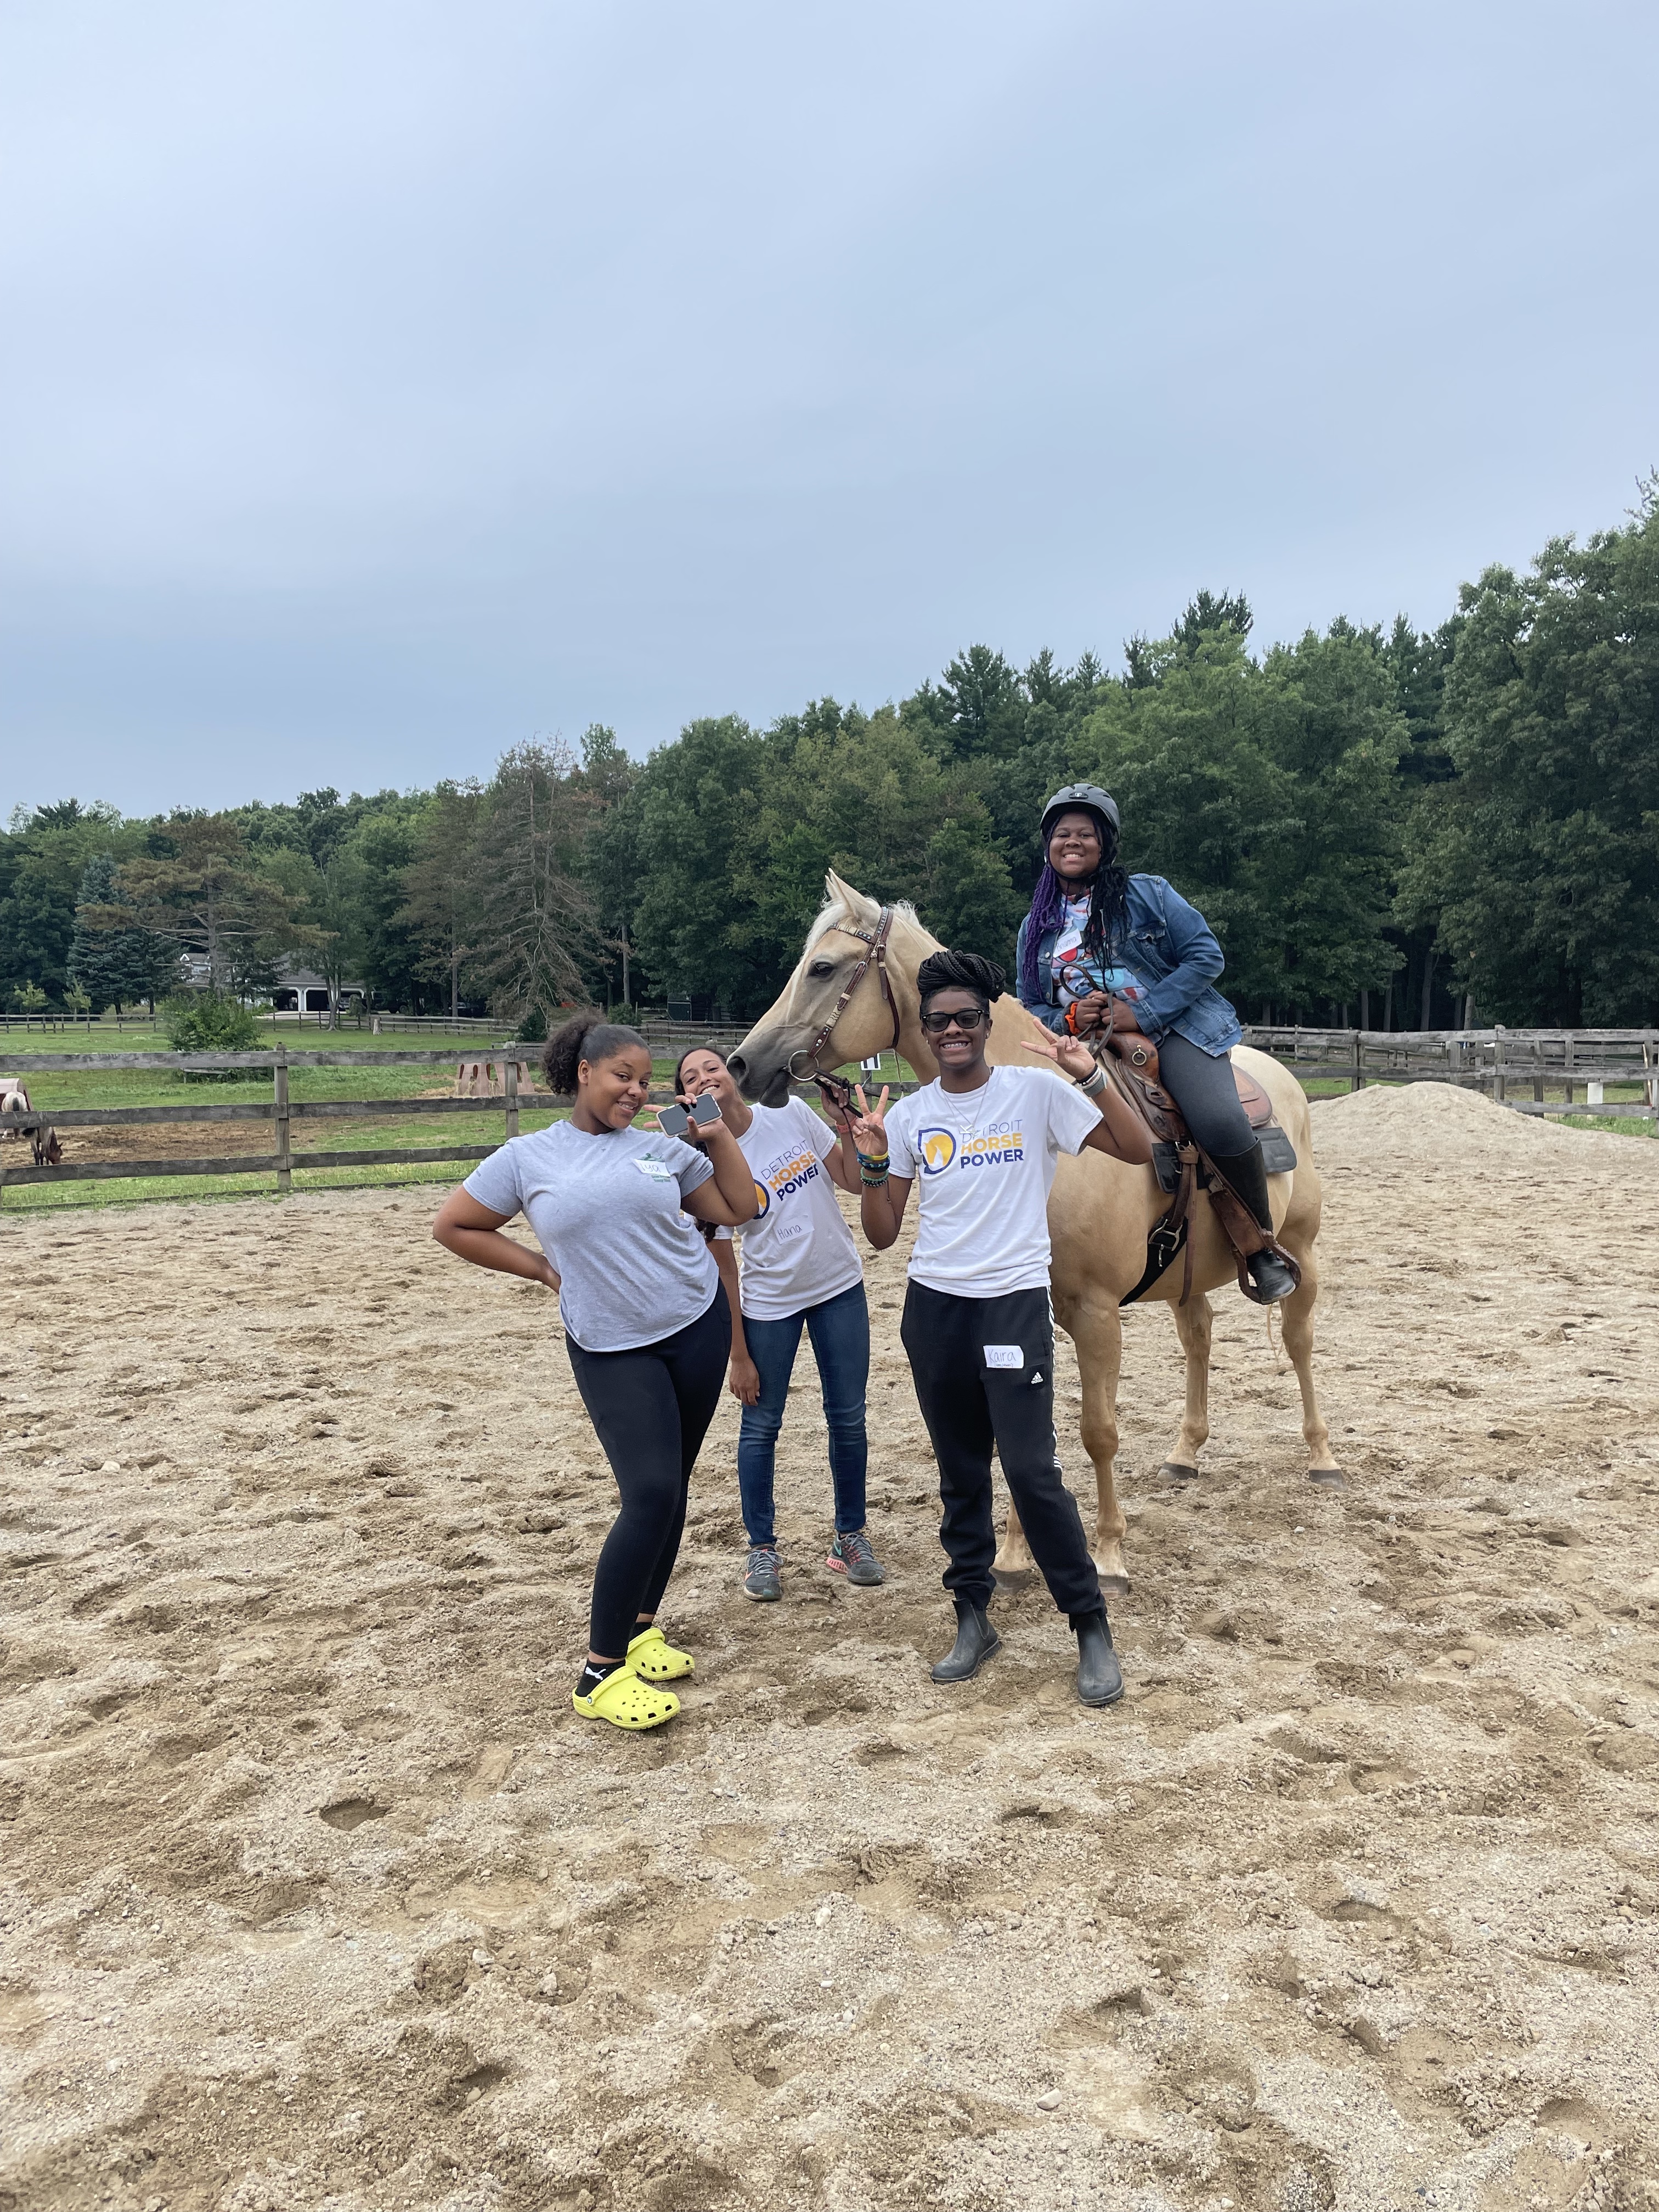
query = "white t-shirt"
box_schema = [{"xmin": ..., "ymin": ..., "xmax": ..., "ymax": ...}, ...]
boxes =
[
  {"xmin": 464, "ymin": 1121, "xmax": 716, "ymax": 1353},
  {"xmin": 883, "ymin": 1066, "xmax": 1101, "ymax": 1297},
  {"xmin": 731, "ymin": 1098, "xmax": 862, "ymax": 1322}
]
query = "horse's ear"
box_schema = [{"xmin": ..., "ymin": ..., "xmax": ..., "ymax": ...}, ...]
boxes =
[{"xmin": 824, "ymin": 870, "xmax": 878, "ymax": 926}]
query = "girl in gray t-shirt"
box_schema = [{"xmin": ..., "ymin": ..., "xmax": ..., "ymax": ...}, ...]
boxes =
[{"xmin": 433, "ymin": 1014, "xmax": 757, "ymax": 1732}]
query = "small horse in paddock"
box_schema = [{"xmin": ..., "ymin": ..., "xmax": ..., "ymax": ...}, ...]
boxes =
[
  {"xmin": 0, "ymin": 1081, "xmax": 64, "ymax": 1167},
  {"xmin": 726, "ymin": 874, "xmax": 1341, "ymax": 1594}
]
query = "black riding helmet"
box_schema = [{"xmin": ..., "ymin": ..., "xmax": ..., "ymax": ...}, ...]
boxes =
[{"xmin": 1040, "ymin": 781, "xmax": 1120, "ymax": 848}]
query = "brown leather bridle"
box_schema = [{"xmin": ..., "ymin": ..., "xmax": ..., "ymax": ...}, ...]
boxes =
[{"xmin": 787, "ymin": 905, "xmax": 903, "ymax": 1081}]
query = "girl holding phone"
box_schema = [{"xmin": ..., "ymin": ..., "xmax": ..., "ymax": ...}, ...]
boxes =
[
  {"xmin": 432, "ymin": 1013, "xmax": 757, "ymax": 1731},
  {"xmin": 674, "ymin": 1045, "xmax": 882, "ymax": 1603}
]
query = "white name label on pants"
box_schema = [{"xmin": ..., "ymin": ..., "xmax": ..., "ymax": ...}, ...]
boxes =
[{"xmin": 983, "ymin": 1344, "xmax": 1024, "ymax": 1370}]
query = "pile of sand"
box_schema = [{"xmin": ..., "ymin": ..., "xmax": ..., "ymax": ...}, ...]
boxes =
[{"xmin": 1309, "ymin": 1076, "xmax": 1658, "ymax": 1164}]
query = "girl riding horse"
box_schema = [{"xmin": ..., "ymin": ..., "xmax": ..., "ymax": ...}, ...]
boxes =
[{"xmin": 1015, "ymin": 782, "xmax": 1297, "ymax": 1304}]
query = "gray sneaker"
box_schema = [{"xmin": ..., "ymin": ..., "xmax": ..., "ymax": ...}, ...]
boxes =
[
  {"xmin": 826, "ymin": 1528, "xmax": 885, "ymax": 1587},
  {"xmin": 743, "ymin": 1545, "xmax": 782, "ymax": 1602}
]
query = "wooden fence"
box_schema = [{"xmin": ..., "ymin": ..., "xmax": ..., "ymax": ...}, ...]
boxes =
[
  {"xmin": 4, "ymin": 1026, "xmax": 1655, "ymax": 1201},
  {"xmin": 0, "ymin": 1047, "xmax": 548, "ymax": 1196},
  {"xmin": 1237, "ymin": 1025, "xmax": 1659, "ymax": 1117},
  {"xmin": 0, "ymin": 1046, "xmax": 918, "ymax": 1199}
]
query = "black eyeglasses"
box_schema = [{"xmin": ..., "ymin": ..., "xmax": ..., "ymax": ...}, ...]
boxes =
[{"xmin": 919, "ymin": 1006, "xmax": 987, "ymax": 1034}]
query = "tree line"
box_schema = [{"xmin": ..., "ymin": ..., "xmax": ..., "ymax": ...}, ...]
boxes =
[{"xmin": 4, "ymin": 485, "xmax": 1655, "ymax": 1032}]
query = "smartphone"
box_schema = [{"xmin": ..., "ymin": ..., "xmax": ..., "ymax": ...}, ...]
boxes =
[{"xmin": 659, "ymin": 1094, "xmax": 721, "ymax": 1139}]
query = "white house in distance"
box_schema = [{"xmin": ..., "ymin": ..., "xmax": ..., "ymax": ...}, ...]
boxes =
[{"xmin": 271, "ymin": 968, "xmax": 367, "ymax": 1017}]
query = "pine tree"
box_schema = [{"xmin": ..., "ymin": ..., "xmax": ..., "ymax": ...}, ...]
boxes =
[{"xmin": 69, "ymin": 854, "xmax": 173, "ymax": 1013}]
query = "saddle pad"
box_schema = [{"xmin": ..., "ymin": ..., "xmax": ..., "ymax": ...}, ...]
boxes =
[{"xmin": 1152, "ymin": 1125, "xmax": 1298, "ymax": 1194}]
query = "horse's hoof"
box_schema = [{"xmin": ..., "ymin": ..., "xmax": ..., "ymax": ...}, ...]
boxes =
[
  {"xmin": 1307, "ymin": 1468, "xmax": 1346, "ymax": 1488},
  {"xmin": 1096, "ymin": 1571, "xmax": 1131, "ymax": 1599},
  {"xmin": 1158, "ymin": 1460, "xmax": 1201, "ymax": 1482},
  {"xmin": 992, "ymin": 1566, "xmax": 1036, "ymax": 1594}
]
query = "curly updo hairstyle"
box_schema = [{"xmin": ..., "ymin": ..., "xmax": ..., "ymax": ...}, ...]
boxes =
[
  {"xmin": 916, "ymin": 949, "xmax": 1006, "ymax": 1012},
  {"xmin": 542, "ymin": 1011, "xmax": 648, "ymax": 1094}
]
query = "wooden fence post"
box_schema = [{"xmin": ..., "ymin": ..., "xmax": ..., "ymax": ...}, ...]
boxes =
[
  {"xmin": 273, "ymin": 1047, "xmax": 291, "ymax": 1197},
  {"xmin": 504, "ymin": 1056, "xmax": 520, "ymax": 1141},
  {"xmin": 1493, "ymin": 1025, "xmax": 1506, "ymax": 1105},
  {"xmin": 1564, "ymin": 1032, "xmax": 1575, "ymax": 1107},
  {"xmin": 1350, "ymin": 1030, "xmax": 1363, "ymax": 1092}
]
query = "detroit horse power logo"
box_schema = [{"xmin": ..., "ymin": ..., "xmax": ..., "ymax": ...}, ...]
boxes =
[{"xmin": 917, "ymin": 1128, "xmax": 957, "ymax": 1175}]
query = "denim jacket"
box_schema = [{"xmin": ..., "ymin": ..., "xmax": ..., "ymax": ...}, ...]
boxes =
[{"xmin": 1015, "ymin": 873, "xmax": 1243, "ymax": 1055}]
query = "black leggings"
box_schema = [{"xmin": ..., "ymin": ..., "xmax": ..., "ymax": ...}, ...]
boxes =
[
  {"xmin": 1157, "ymin": 1032, "xmax": 1255, "ymax": 1160},
  {"xmin": 565, "ymin": 1285, "xmax": 729, "ymax": 1660}
]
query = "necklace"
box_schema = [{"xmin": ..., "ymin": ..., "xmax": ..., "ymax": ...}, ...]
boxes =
[{"xmin": 939, "ymin": 1066, "xmax": 1001, "ymax": 1148}]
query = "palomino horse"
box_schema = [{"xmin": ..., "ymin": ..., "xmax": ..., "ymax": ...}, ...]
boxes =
[{"xmin": 726, "ymin": 874, "xmax": 1340, "ymax": 1595}]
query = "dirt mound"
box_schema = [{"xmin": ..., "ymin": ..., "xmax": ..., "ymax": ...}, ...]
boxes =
[{"xmin": 1310, "ymin": 1075, "xmax": 1657, "ymax": 1165}]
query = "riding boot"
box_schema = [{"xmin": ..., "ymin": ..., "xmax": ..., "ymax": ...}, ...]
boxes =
[
  {"xmin": 1211, "ymin": 1142, "xmax": 1298, "ymax": 1303},
  {"xmin": 930, "ymin": 1604, "xmax": 1001, "ymax": 1684},
  {"xmin": 1070, "ymin": 1607, "xmax": 1124, "ymax": 1707}
]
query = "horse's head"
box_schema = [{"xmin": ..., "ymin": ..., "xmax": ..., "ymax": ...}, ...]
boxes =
[{"xmin": 727, "ymin": 873, "xmax": 936, "ymax": 1104}]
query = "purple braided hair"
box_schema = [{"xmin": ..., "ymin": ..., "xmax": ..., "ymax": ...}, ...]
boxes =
[{"xmin": 1020, "ymin": 862, "xmax": 1069, "ymax": 1003}]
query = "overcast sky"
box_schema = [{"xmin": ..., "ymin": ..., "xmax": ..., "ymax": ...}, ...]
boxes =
[{"xmin": 3, "ymin": 1, "xmax": 1655, "ymax": 819}]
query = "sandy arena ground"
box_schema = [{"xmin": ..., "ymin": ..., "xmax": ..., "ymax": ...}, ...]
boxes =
[{"xmin": 3, "ymin": 1084, "xmax": 1658, "ymax": 2212}]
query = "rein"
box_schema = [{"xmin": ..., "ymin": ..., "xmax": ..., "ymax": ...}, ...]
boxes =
[{"xmin": 787, "ymin": 905, "xmax": 902, "ymax": 1081}]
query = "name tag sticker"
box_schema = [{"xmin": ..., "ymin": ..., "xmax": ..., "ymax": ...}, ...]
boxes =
[
  {"xmin": 634, "ymin": 1158, "xmax": 674, "ymax": 1182},
  {"xmin": 983, "ymin": 1344, "xmax": 1024, "ymax": 1370}
]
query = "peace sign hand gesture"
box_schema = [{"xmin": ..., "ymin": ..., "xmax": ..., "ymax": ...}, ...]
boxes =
[
  {"xmin": 1023, "ymin": 1031, "xmax": 1098, "ymax": 1085},
  {"xmin": 848, "ymin": 1082, "xmax": 890, "ymax": 1158}
]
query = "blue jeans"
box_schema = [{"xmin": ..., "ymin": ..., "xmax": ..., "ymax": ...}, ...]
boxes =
[{"xmin": 737, "ymin": 1282, "xmax": 869, "ymax": 1547}]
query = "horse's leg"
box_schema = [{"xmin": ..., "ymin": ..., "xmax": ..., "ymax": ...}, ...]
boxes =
[
  {"xmin": 1064, "ymin": 1292, "xmax": 1128, "ymax": 1595},
  {"xmin": 992, "ymin": 1499, "xmax": 1036, "ymax": 1588},
  {"xmin": 1276, "ymin": 1234, "xmax": 1342, "ymax": 1485},
  {"xmin": 1157, "ymin": 1291, "xmax": 1213, "ymax": 1479}
]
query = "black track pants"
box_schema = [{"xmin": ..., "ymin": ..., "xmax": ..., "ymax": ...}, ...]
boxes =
[
  {"xmin": 900, "ymin": 1280, "xmax": 1102, "ymax": 1618},
  {"xmin": 566, "ymin": 1285, "xmax": 729, "ymax": 1660}
]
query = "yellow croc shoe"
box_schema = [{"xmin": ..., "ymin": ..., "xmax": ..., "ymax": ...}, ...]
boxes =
[
  {"xmin": 572, "ymin": 1664, "xmax": 680, "ymax": 1731},
  {"xmin": 627, "ymin": 1626, "xmax": 694, "ymax": 1682}
]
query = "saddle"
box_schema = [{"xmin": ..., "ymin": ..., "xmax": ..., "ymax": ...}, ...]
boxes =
[{"xmin": 1093, "ymin": 1017, "xmax": 1301, "ymax": 1309}]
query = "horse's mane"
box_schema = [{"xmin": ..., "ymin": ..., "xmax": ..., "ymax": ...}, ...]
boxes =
[{"xmin": 804, "ymin": 888, "xmax": 921, "ymax": 951}]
